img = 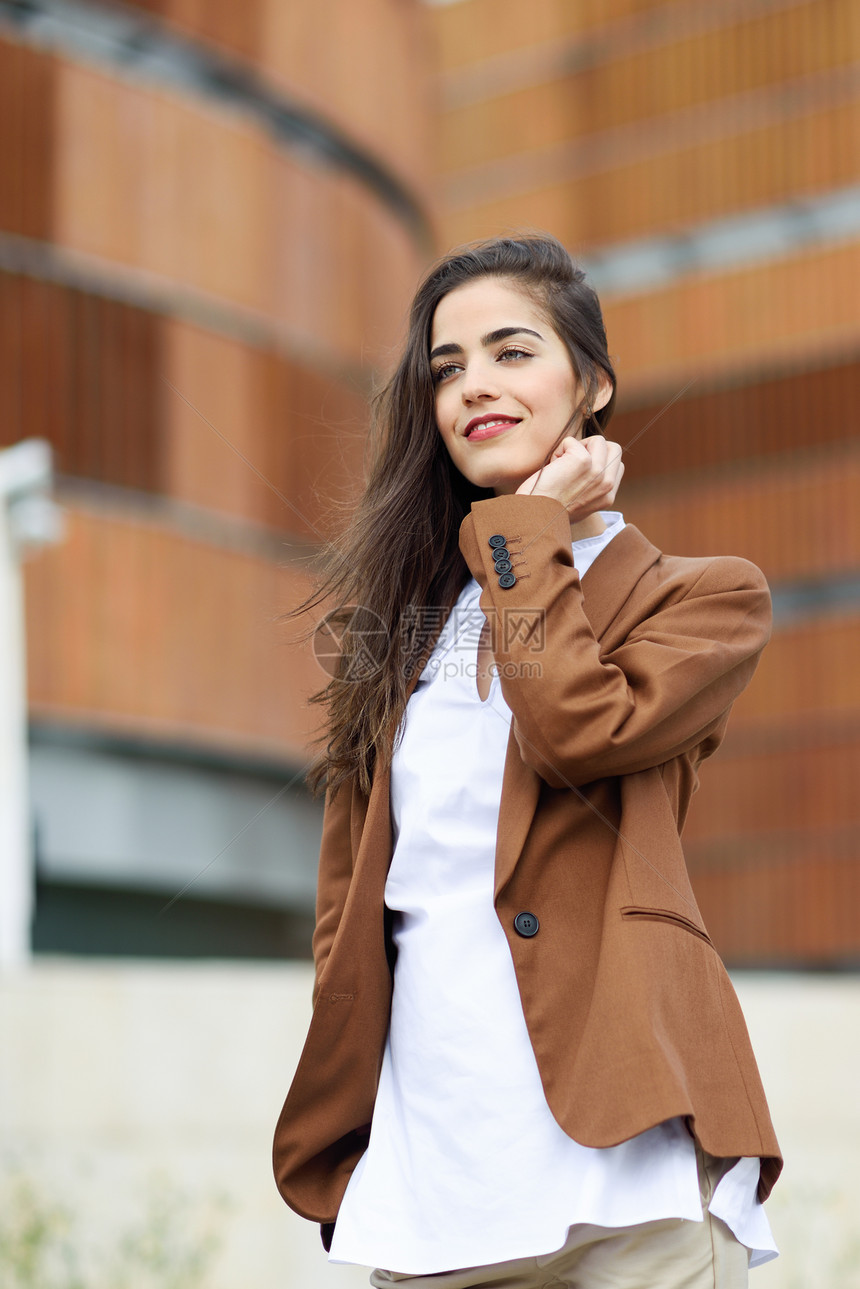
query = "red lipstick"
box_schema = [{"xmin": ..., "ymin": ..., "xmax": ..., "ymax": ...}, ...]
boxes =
[{"xmin": 464, "ymin": 415, "xmax": 521, "ymax": 442}]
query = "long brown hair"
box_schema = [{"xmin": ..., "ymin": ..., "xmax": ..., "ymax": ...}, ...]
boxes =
[{"xmin": 303, "ymin": 234, "xmax": 617, "ymax": 797}]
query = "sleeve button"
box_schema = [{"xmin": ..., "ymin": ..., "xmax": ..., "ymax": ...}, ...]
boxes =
[
  {"xmin": 498, "ymin": 572, "xmax": 517, "ymax": 589},
  {"xmin": 514, "ymin": 912, "xmax": 539, "ymax": 937},
  {"xmin": 488, "ymin": 534, "xmax": 507, "ymax": 548}
]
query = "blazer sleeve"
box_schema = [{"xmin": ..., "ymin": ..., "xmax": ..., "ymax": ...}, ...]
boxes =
[
  {"xmin": 459, "ymin": 493, "xmax": 772, "ymax": 789},
  {"xmin": 310, "ymin": 779, "xmax": 354, "ymax": 1006}
]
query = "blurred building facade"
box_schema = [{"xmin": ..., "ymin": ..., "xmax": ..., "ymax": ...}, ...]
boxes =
[
  {"xmin": 0, "ymin": 0, "xmax": 433, "ymax": 957},
  {"xmin": 1, "ymin": 0, "xmax": 858, "ymax": 967},
  {"xmin": 2, "ymin": 4, "xmax": 859, "ymax": 1283},
  {"xmin": 432, "ymin": 0, "xmax": 860, "ymax": 967}
]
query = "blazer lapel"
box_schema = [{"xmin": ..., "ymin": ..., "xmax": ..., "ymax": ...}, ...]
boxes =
[
  {"xmin": 494, "ymin": 749, "xmax": 541, "ymax": 898},
  {"xmin": 576, "ymin": 524, "xmax": 662, "ymax": 642},
  {"xmin": 493, "ymin": 524, "xmax": 662, "ymax": 897}
]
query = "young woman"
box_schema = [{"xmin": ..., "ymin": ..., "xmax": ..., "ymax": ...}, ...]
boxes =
[{"xmin": 273, "ymin": 235, "xmax": 782, "ymax": 1288}]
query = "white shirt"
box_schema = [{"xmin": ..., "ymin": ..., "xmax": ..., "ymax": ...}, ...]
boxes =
[{"xmin": 329, "ymin": 512, "xmax": 777, "ymax": 1274}]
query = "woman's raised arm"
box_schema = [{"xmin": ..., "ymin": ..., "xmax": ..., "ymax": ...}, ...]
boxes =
[{"xmin": 460, "ymin": 492, "xmax": 772, "ymax": 788}]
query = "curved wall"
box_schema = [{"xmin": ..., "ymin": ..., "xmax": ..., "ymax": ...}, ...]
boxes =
[
  {"xmin": 23, "ymin": 503, "xmax": 321, "ymax": 764},
  {"xmin": 0, "ymin": 6, "xmax": 433, "ymax": 769},
  {"xmin": 437, "ymin": 0, "xmax": 858, "ymax": 244},
  {"xmin": 0, "ymin": 0, "xmax": 434, "ymax": 951},
  {"xmin": 117, "ymin": 0, "xmax": 432, "ymax": 191}
]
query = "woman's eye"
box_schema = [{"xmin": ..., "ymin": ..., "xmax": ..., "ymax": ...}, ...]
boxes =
[{"xmin": 432, "ymin": 348, "xmax": 531, "ymax": 383}]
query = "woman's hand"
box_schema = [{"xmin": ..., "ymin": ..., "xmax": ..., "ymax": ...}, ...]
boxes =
[{"xmin": 516, "ymin": 435, "xmax": 624, "ymax": 524}]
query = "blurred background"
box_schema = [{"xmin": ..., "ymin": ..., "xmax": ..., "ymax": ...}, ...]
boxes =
[{"xmin": 0, "ymin": 0, "xmax": 858, "ymax": 1284}]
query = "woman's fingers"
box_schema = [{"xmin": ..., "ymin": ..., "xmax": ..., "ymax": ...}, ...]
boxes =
[
  {"xmin": 605, "ymin": 458, "xmax": 625, "ymax": 507},
  {"xmin": 517, "ymin": 436, "xmax": 624, "ymax": 521},
  {"xmin": 588, "ymin": 437, "xmax": 623, "ymax": 494},
  {"xmin": 590, "ymin": 438, "xmax": 623, "ymax": 498},
  {"xmin": 561, "ymin": 437, "xmax": 620, "ymax": 518},
  {"xmin": 552, "ymin": 435, "xmax": 579, "ymax": 461},
  {"xmin": 582, "ymin": 434, "xmax": 609, "ymax": 480}
]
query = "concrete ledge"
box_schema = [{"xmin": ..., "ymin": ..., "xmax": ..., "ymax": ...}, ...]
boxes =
[{"xmin": 1, "ymin": 960, "xmax": 856, "ymax": 1286}]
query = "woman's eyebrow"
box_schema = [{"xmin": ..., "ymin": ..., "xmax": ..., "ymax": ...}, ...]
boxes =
[
  {"xmin": 483, "ymin": 326, "xmax": 544, "ymax": 346},
  {"xmin": 429, "ymin": 326, "xmax": 544, "ymax": 362}
]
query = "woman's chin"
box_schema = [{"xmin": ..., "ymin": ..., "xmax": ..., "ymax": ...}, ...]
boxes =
[
  {"xmin": 454, "ymin": 458, "xmax": 538, "ymax": 496},
  {"xmin": 460, "ymin": 466, "xmax": 529, "ymax": 496},
  {"xmin": 454, "ymin": 465, "xmax": 521, "ymax": 496}
]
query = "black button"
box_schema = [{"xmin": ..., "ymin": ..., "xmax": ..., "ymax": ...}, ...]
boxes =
[
  {"xmin": 514, "ymin": 911, "xmax": 539, "ymax": 938},
  {"xmin": 494, "ymin": 559, "xmax": 512, "ymax": 574},
  {"xmin": 498, "ymin": 572, "xmax": 517, "ymax": 589},
  {"xmin": 488, "ymin": 534, "xmax": 507, "ymax": 548},
  {"xmin": 491, "ymin": 547, "xmax": 509, "ymax": 562}
]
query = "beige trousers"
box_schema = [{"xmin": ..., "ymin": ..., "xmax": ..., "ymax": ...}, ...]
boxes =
[{"xmin": 369, "ymin": 1147, "xmax": 749, "ymax": 1289}]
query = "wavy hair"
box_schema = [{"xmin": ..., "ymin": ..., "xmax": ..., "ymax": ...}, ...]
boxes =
[{"xmin": 303, "ymin": 234, "xmax": 617, "ymax": 797}]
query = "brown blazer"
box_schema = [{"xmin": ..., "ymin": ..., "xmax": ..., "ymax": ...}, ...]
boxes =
[{"xmin": 273, "ymin": 493, "xmax": 783, "ymax": 1231}]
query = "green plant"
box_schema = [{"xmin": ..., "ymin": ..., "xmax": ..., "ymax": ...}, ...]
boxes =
[
  {"xmin": 0, "ymin": 1168, "xmax": 228, "ymax": 1289},
  {"xmin": 0, "ymin": 1173, "xmax": 84, "ymax": 1289},
  {"xmin": 110, "ymin": 1176, "xmax": 227, "ymax": 1289}
]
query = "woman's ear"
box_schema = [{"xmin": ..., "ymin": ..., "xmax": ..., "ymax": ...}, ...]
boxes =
[{"xmin": 592, "ymin": 372, "xmax": 614, "ymax": 413}]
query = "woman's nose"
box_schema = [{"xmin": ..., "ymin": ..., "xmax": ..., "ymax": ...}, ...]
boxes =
[{"xmin": 461, "ymin": 363, "xmax": 500, "ymax": 403}]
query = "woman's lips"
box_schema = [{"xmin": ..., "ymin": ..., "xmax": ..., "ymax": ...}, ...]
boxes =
[{"xmin": 465, "ymin": 418, "xmax": 520, "ymax": 442}]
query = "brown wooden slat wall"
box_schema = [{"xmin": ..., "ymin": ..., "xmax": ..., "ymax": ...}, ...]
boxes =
[
  {"xmin": 731, "ymin": 615, "xmax": 860, "ymax": 729},
  {"xmin": 0, "ymin": 273, "xmax": 163, "ymax": 491},
  {"xmin": 658, "ymin": 570, "xmax": 860, "ymax": 967},
  {"xmin": 161, "ymin": 316, "xmax": 371, "ymax": 540},
  {"xmin": 22, "ymin": 505, "xmax": 322, "ymax": 765},
  {"xmin": 160, "ymin": 317, "xmax": 371, "ymax": 540},
  {"xmin": 678, "ymin": 615, "xmax": 860, "ymax": 962},
  {"xmin": 610, "ymin": 356, "xmax": 860, "ymax": 481},
  {"xmin": 602, "ymin": 240, "xmax": 860, "ymax": 396},
  {"xmin": 629, "ymin": 512, "xmax": 860, "ymax": 965},
  {"xmin": 0, "ymin": 39, "xmax": 54, "ymax": 240},
  {"xmin": 434, "ymin": 0, "xmax": 857, "ymax": 69},
  {"xmin": 440, "ymin": 0, "xmax": 859, "ymax": 170},
  {"xmin": 0, "ymin": 12, "xmax": 428, "ymax": 785},
  {"xmin": 0, "ymin": 271, "xmax": 370, "ymax": 540},
  {"xmin": 623, "ymin": 447, "xmax": 858, "ymax": 581},
  {"xmin": 442, "ymin": 96, "xmax": 860, "ymax": 247},
  {"xmin": 686, "ymin": 738, "xmax": 860, "ymax": 964},
  {"xmin": 101, "ymin": 0, "xmax": 430, "ymax": 190},
  {"xmin": 690, "ymin": 732, "xmax": 860, "ymax": 840},
  {"xmin": 0, "ymin": 38, "xmax": 425, "ymax": 369},
  {"xmin": 692, "ymin": 847, "xmax": 860, "ymax": 965},
  {"xmin": 259, "ymin": 0, "xmax": 431, "ymax": 191},
  {"xmin": 436, "ymin": 0, "xmax": 860, "ymax": 248}
]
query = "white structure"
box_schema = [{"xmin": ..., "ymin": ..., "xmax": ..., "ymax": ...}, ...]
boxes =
[
  {"xmin": 0, "ymin": 962, "xmax": 857, "ymax": 1289},
  {"xmin": 0, "ymin": 440, "xmax": 63, "ymax": 968}
]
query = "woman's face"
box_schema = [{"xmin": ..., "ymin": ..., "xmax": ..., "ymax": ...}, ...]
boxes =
[{"xmin": 430, "ymin": 276, "xmax": 584, "ymax": 495}]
